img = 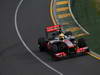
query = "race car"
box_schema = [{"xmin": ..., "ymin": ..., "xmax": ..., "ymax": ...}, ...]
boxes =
[{"xmin": 38, "ymin": 25, "xmax": 89, "ymax": 60}]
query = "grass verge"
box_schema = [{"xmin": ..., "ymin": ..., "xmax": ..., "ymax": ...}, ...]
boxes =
[{"xmin": 72, "ymin": 0, "xmax": 100, "ymax": 54}]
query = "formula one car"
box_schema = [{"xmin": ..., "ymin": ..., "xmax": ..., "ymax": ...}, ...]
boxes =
[{"xmin": 38, "ymin": 25, "xmax": 89, "ymax": 60}]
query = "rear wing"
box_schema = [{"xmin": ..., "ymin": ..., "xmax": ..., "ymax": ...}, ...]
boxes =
[{"xmin": 45, "ymin": 25, "xmax": 62, "ymax": 32}]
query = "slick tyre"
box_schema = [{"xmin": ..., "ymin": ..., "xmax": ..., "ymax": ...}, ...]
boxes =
[
  {"xmin": 64, "ymin": 31, "xmax": 73, "ymax": 36},
  {"xmin": 38, "ymin": 37, "xmax": 45, "ymax": 52},
  {"xmin": 78, "ymin": 38, "xmax": 87, "ymax": 48}
]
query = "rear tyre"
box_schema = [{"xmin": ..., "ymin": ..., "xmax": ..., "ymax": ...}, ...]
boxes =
[
  {"xmin": 64, "ymin": 31, "xmax": 73, "ymax": 36},
  {"xmin": 78, "ymin": 38, "xmax": 87, "ymax": 48},
  {"xmin": 38, "ymin": 37, "xmax": 46, "ymax": 52}
]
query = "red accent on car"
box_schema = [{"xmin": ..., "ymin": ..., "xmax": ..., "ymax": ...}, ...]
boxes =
[
  {"xmin": 46, "ymin": 25, "xmax": 62, "ymax": 32},
  {"xmin": 47, "ymin": 29, "xmax": 59, "ymax": 32},
  {"xmin": 55, "ymin": 52, "xmax": 67, "ymax": 57},
  {"xmin": 76, "ymin": 48, "xmax": 85, "ymax": 53}
]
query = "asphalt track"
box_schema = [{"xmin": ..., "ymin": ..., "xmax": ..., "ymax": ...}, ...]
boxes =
[{"xmin": 0, "ymin": 0, "xmax": 100, "ymax": 75}]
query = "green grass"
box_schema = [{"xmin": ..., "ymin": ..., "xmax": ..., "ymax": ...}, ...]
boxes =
[
  {"xmin": 72, "ymin": 0, "xmax": 100, "ymax": 54},
  {"xmin": 95, "ymin": 0, "xmax": 100, "ymax": 15}
]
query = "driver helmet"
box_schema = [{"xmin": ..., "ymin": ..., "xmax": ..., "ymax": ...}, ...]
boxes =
[{"xmin": 59, "ymin": 33, "xmax": 65, "ymax": 40}]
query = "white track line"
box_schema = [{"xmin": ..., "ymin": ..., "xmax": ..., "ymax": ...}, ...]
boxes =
[
  {"xmin": 68, "ymin": 0, "xmax": 90, "ymax": 35},
  {"xmin": 14, "ymin": 0, "xmax": 63, "ymax": 75},
  {"xmin": 50, "ymin": 0, "xmax": 57, "ymax": 25}
]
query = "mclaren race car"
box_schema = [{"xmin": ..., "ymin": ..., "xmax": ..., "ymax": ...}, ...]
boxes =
[{"xmin": 38, "ymin": 25, "xmax": 89, "ymax": 60}]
